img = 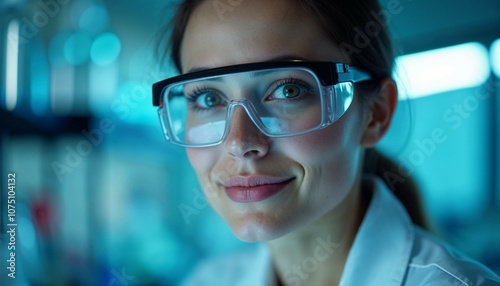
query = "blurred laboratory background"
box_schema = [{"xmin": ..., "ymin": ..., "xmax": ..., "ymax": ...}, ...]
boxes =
[{"xmin": 1, "ymin": 0, "xmax": 499, "ymax": 285}]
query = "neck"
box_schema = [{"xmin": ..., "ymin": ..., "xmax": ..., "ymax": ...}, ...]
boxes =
[{"xmin": 267, "ymin": 179, "xmax": 368, "ymax": 286}]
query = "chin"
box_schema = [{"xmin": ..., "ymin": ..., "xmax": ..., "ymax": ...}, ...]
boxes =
[
  {"xmin": 232, "ymin": 224, "xmax": 285, "ymax": 242},
  {"xmin": 228, "ymin": 212, "xmax": 300, "ymax": 242}
]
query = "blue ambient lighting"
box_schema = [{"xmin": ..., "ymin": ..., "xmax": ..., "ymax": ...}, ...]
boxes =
[
  {"xmin": 90, "ymin": 32, "xmax": 121, "ymax": 66},
  {"xmin": 394, "ymin": 42, "xmax": 490, "ymax": 99}
]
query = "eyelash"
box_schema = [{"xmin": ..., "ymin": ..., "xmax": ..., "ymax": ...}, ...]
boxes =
[
  {"xmin": 185, "ymin": 86, "xmax": 211, "ymax": 101},
  {"xmin": 185, "ymin": 86, "xmax": 225, "ymax": 113}
]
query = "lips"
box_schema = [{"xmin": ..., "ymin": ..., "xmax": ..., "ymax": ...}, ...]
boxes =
[{"xmin": 224, "ymin": 176, "xmax": 294, "ymax": 203}]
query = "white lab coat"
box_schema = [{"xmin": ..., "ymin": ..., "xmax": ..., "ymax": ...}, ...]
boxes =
[{"xmin": 181, "ymin": 176, "xmax": 500, "ymax": 286}]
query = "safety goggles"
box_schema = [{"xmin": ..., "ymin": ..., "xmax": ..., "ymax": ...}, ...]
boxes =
[{"xmin": 152, "ymin": 61, "xmax": 371, "ymax": 148}]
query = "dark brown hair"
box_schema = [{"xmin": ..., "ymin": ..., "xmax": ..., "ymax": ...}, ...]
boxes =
[{"xmin": 157, "ymin": 0, "xmax": 430, "ymax": 230}]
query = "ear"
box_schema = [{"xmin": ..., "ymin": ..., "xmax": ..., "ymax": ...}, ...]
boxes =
[{"xmin": 361, "ymin": 78, "xmax": 398, "ymax": 147}]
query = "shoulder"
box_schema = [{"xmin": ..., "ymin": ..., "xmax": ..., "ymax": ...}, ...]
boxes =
[
  {"xmin": 180, "ymin": 244, "xmax": 272, "ymax": 286},
  {"xmin": 364, "ymin": 176, "xmax": 499, "ymax": 285},
  {"xmin": 405, "ymin": 228, "xmax": 500, "ymax": 286}
]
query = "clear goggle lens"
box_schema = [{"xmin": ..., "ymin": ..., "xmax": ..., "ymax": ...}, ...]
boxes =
[{"xmin": 158, "ymin": 67, "xmax": 354, "ymax": 147}]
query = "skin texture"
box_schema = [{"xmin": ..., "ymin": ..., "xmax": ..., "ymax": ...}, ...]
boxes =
[{"xmin": 180, "ymin": 0, "xmax": 397, "ymax": 284}]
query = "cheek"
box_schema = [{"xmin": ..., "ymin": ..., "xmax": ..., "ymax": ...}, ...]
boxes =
[
  {"xmin": 284, "ymin": 122, "xmax": 360, "ymax": 189},
  {"xmin": 277, "ymin": 103, "xmax": 365, "ymax": 197},
  {"xmin": 187, "ymin": 148, "xmax": 238, "ymax": 182},
  {"xmin": 186, "ymin": 148, "xmax": 226, "ymax": 208},
  {"xmin": 186, "ymin": 149, "xmax": 215, "ymax": 180},
  {"xmin": 282, "ymin": 106, "xmax": 363, "ymax": 162}
]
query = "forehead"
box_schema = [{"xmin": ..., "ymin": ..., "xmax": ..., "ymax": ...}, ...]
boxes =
[{"xmin": 180, "ymin": 0, "xmax": 347, "ymax": 73}]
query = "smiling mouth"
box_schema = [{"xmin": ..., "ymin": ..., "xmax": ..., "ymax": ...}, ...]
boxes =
[{"xmin": 224, "ymin": 176, "xmax": 295, "ymax": 203}]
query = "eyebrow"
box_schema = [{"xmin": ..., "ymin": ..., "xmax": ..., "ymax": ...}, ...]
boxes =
[{"xmin": 185, "ymin": 55, "xmax": 309, "ymax": 74}]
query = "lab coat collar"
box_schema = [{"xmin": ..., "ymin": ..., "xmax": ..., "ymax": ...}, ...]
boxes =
[{"xmin": 339, "ymin": 176, "xmax": 415, "ymax": 286}]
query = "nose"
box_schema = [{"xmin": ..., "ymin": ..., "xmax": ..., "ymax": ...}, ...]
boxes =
[{"xmin": 224, "ymin": 106, "xmax": 271, "ymax": 159}]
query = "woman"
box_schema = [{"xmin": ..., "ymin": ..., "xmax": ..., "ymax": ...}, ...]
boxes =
[{"xmin": 152, "ymin": 0, "xmax": 500, "ymax": 285}]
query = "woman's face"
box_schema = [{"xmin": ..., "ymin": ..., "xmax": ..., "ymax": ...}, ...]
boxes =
[{"xmin": 181, "ymin": 0, "xmax": 370, "ymax": 241}]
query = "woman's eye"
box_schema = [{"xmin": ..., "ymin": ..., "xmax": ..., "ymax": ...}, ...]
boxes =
[
  {"xmin": 191, "ymin": 91, "xmax": 225, "ymax": 109},
  {"xmin": 270, "ymin": 82, "xmax": 310, "ymax": 100},
  {"xmin": 200, "ymin": 93, "xmax": 222, "ymax": 107},
  {"xmin": 281, "ymin": 84, "xmax": 301, "ymax": 99}
]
